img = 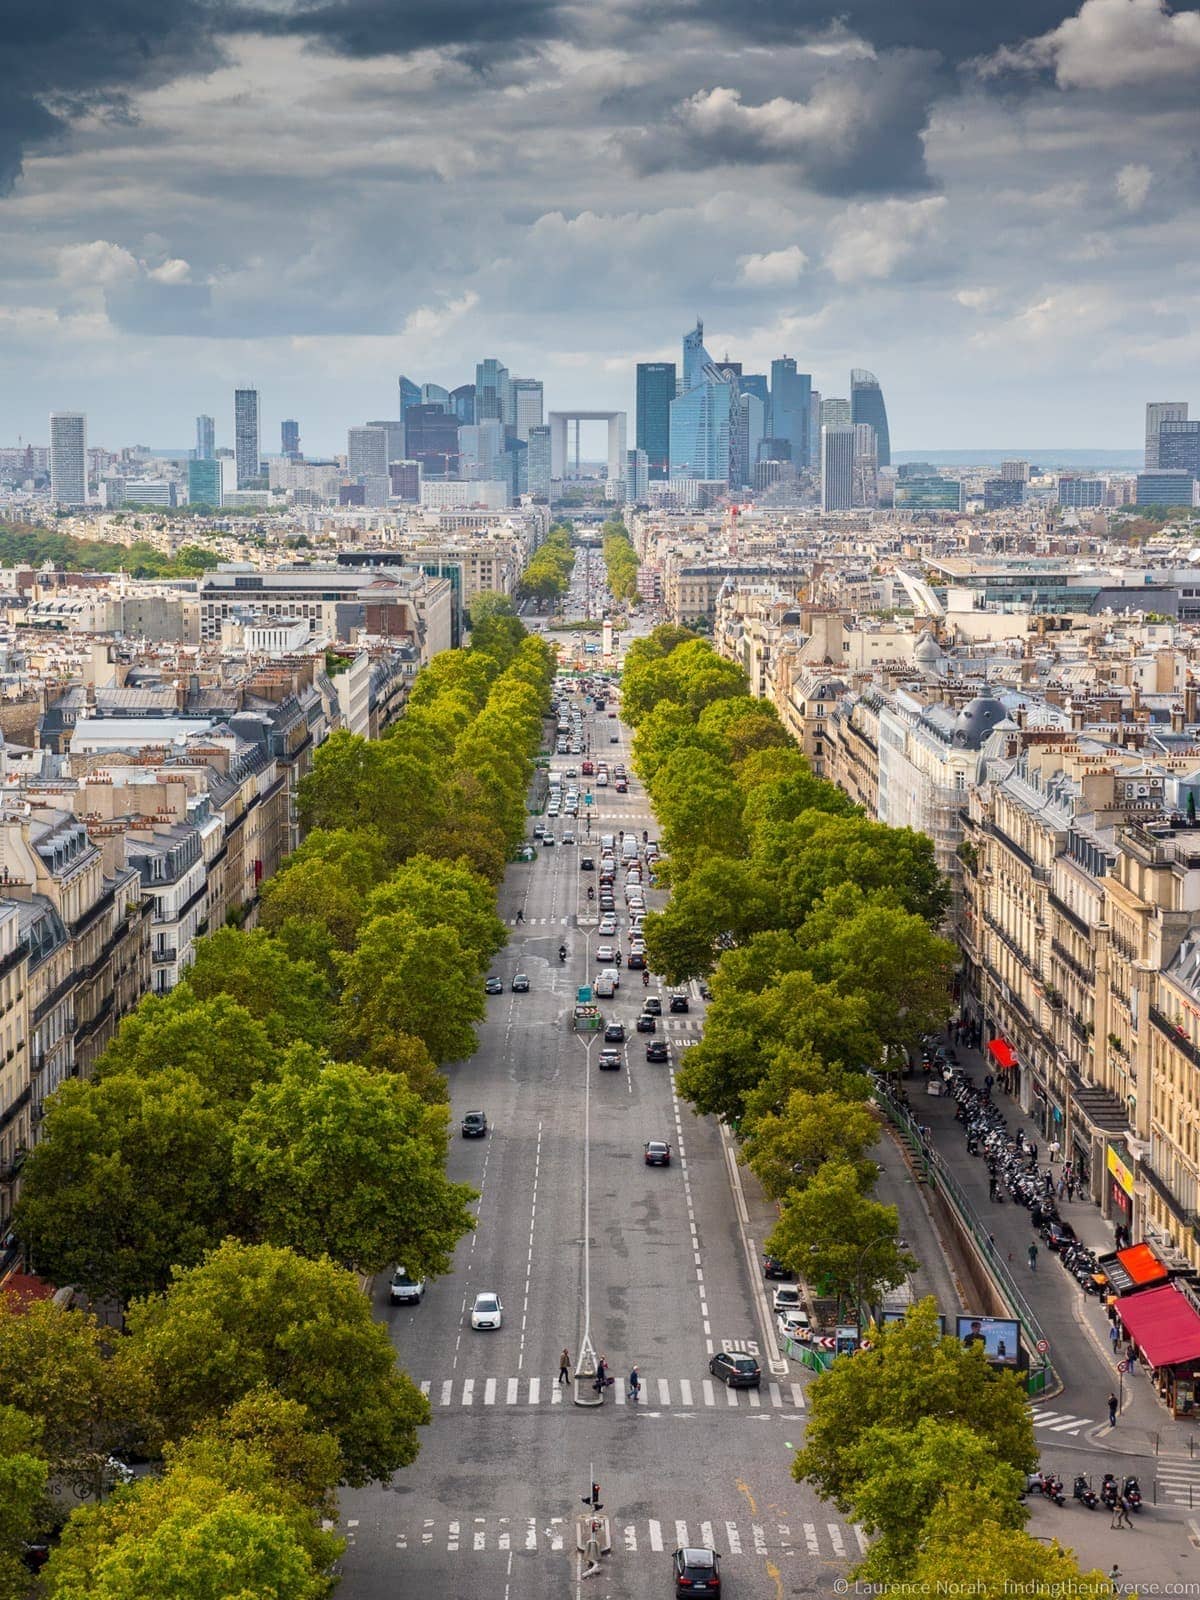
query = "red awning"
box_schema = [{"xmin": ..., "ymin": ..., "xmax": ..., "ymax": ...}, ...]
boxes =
[
  {"xmin": 1116, "ymin": 1284, "xmax": 1200, "ymax": 1369},
  {"xmin": 1118, "ymin": 1243, "xmax": 1169, "ymax": 1290},
  {"xmin": 987, "ymin": 1038, "xmax": 1017, "ymax": 1070}
]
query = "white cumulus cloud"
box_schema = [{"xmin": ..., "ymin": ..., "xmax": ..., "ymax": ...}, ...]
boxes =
[
  {"xmin": 1115, "ymin": 162, "xmax": 1152, "ymax": 211},
  {"xmin": 737, "ymin": 245, "xmax": 809, "ymax": 287},
  {"xmin": 825, "ymin": 196, "xmax": 946, "ymax": 283},
  {"xmin": 983, "ymin": 0, "xmax": 1200, "ymax": 91},
  {"xmin": 57, "ymin": 240, "xmax": 140, "ymax": 288},
  {"xmin": 148, "ymin": 257, "xmax": 193, "ymax": 285}
]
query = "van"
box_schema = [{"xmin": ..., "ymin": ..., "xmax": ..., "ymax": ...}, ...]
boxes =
[
  {"xmin": 594, "ymin": 973, "xmax": 616, "ymax": 998},
  {"xmin": 621, "ymin": 837, "xmax": 639, "ymax": 862}
]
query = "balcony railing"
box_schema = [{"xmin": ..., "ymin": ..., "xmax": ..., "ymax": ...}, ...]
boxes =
[
  {"xmin": 1150, "ymin": 1005, "xmax": 1200, "ymax": 1073},
  {"xmin": 152, "ymin": 945, "xmax": 177, "ymax": 965}
]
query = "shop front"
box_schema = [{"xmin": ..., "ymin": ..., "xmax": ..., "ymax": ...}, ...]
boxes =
[
  {"xmin": 1115, "ymin": 1282, "xmax": 1200, "ymax": 1419},
  {"xmin": 1106, "ymin": 1144, "xmax": 1135, "ymax": 1228},
  {"xmin": 987, "ymin": 1037, "xmax": 1019, "ymax": 1099}
]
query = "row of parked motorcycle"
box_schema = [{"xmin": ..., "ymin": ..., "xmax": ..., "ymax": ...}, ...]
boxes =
[
  {"xmin": 947, "ymin": 1070, "xmax": 1108, "ymax": 1295},
  {"xmin": 1025, "ymin": 1470, "xmax": 1143, "ymax": 1512}
]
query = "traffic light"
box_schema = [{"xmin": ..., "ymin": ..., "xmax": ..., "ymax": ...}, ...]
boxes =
[{"xmin": 581, "ymin": 1482, "xmax": 602, "ymax": 1510}]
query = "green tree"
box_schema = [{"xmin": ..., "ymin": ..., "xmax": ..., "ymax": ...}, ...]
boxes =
[
  {"xmin": 794, "ymin": 1302, "xmax": 1036, "ymax": 1510},
  {"xmin": 15, "ymin": 1069, "xmax": 235, "ymax": 1303},
  {"xmin": 93, "ymin": 988, "xmax": 279, "ymax": 1104},
  {"xmin": 42, "ymin": 1472, "xmax": 332, "ymax": 1600},
  {"xmin": 337, "ymin": 911, "xmax": 485, "ymax": 1064},
  {"xmin": 696, "ymin": 695, "xmax": 791, "ymax": 764},
  {"xmin": 232, "ymin": 1047, "xmax": 475, "ymax": 1273},
  {"xmin": 641, "ymin": 858, "xmax": 770, "ymax": 981},
  {"xmin": 0, "ymin": 1405, "xmax": 48, "ymax": 1600},
  {"xmin": 849, "ymin": 1418, "xmax": 1026, "ymax": 1579},
  {"xmin": 766, "ymin": 1161, "xmax": 910, "ymax": 1309},
  {"xmin": 164, "ymin": 1390, "xmax": 342, "ymax": 1519},
  {"xmin": 753, "ymin": 812, "xmax": 949, "ymax": 929},
  {"xmin": 651, "ymin": 747, "xmax": 747, "ymax": 868},
  {"xmin": 742, "ymin": 1090, "xmax": 879, "ymax": 1199},
  {"xmin": 259, "ymin": 828, "xmax": 389, "ymax": 953},
  {"xmin": 362, "ymin": 855, "xmax": 507, "ymax": 973},
  {"xmin": 127, "ymin": 1241, "xmax": 430, "ymax": 1485},
  {"xmin": 912, "ymin": 1491, "xmax": 1111, "ymax": 1595},
  {"xmin": 187, "ymin": 930, "xmax": 333, "ymax": 1049}
]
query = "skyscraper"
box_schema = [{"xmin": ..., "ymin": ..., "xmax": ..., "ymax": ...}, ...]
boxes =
[
  {"xmin": 475, "ymin": 359, "xmax": 511, "ymax": 424},
  {"xmin": 1158, "ymin": 420, "xmax": 1200, "ymax": 479},
  {"xmin": 732, "ymin": 391, "xmax": 765, "ymax": 490},
  {"xmin": 820, "ymin": 425, "xmax": 855, "ymax": 511},
  {"xmin": 348, "ymin": 426, "xmax": 389, "ymax": 481},
  {"xmin": 626, "ymin": 448, "xmax": 649, "ymax": 503},
  {"xmin": 821, "ymin": 397, "xmax": 850, "ymax": 431},
  {"xmin": 459, "ymin": 419, "xmax": 505, "ymax": 480},
  {"xmin": 399, "ymin": 376, "xmax": 421, "ymax": 417},
  {"xmin": 421, "ymin": 384, "xmax": 451, "ymax": 411},
  {"xmin": 365, "ymin": 420, "xmax": 405, "ymax": 467},
  {"xmin": 451, "ymin": 384, "xmax": 476, "ymax": 425},
  {"xmin": 682, "ymin": 321, "xmax": 708, "ymax": 392},
  {"xmin": 1146, "ymin": 402, "xmax": 1188, "ymax": 470},
  {"xmin": 850, "ymin": 369, "xmax": 890, "ymax": 466},
  {"xmin": 852, "ymin": 423, "xmax": 878, "ymax": 509},
  {"xmin": 187, "ymin": 457, "xmax": 222, "ymax": 507},
  {"xmin": 196, "ymin": 414, "xmax": 215, "ymax": 459},
  {"xmin": 281, "ymin": 419, "xmax": 300, "ymax": 458},
  {"xmin": 1000, "ymin": 459, "xmax": 1030, "ymax": 482},
  {"xmin": 50, "ymin": 412, "xmax": 87, "ymax": 506},
  {"xmin": 670, "ymin": 322, "xmax": 734, "ymax": 484},
  {"xmin": 768, "ymin": 359, "xmax": 812, "ymax": 469},
  {"xmin": 636, "ymin": 362, "xmax": 676, "ymax": 480},
  {"xmin": 234, "ymin": 387, "xmax": 260, "ymax": 489},
  {"xmin": 403, "ymin": 405, "xmax": 460, "ymax": 478},
  {"xmin": 528, "ymin": 425, "xmax": 552, "ymax": 501},
  {"xmin": 512, "ymin": 378, "xmax": 544, "ymax": 443}
]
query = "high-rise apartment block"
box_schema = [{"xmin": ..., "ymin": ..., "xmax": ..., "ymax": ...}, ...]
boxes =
[
  {"xmin": 234, "ymin": 387, "xmax": 260, "ymax": 489},
  {"xmin": 850, "ymin": 369, "xmax": 890, "ymax": 467},
  {"xmin": 852, "ymin": 423, "xmax": 878, "ymax": 509},
  {"xmin": 280, "ymin": 419, "xmax": 300, "ymax": 458},
  {"xmin": 528, "ymin": 425, "xmax": 552, "ymax": 501},
  {"xmin": 984, "ymin": 477, "xmax": 1026, "ymax": 510},
  {"xmin": 820, "ymin": 425, "xmax": 855, "ymax": 511},
  {"xmin": 636, "ymin": 362, "xmax": 676, "ymax": 480},
  {"xmin": 365, "ymin": 420, "xmax": 405, "ymax": 468},
  {"xmin": 1146, "ymin": 402, "xmax": 1188, "ymax": 470},
  {"xmin": 50, "ymin": 412, "xmax": 87, "ymax": 506},
  {"xmin": 196, "ymin": 414, "xmax": 215, "ymax": 459},
  {"xmin": 1000, "ymin": 459, "xmax": 1031, "ymax": 482},
  {"xmin": 626, "ymin": 448, "xmax": 649, "ymax": 503},
  {"xmin": 1056, "ymin": 475, "xmax": 1105, "ymax": 509},
  {"xmin": 821, "ymin": 397, "xmax": 850, "ymax": 431}
]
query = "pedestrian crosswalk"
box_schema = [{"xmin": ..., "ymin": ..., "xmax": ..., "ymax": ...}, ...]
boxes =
[
  {"xmin": 358, "ymin": 1515, "xmax": 867, "ymax": 1560},
  {"xmin": 417, "ymin": 1375, "xmax": 806, "ymax": 1412},
  {"xmin": 506, "ymin": 916, "xmax": 571, "ymax": 926},
  {"xmin": 1153, "ymin": 1457, "xmax": 1200, "ymax": 1507},
  {"xmin": 1028, "ymin": 1407, "xmax": 1095, "ymax": 1436}
]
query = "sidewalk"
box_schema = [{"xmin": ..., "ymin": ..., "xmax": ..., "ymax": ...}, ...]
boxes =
[{"xmin": 905, "ymin": 1031, "xmax": 1198, "ymax": 1461}]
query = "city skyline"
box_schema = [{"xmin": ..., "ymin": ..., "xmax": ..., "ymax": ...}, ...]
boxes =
[{"xmin": 1, "ymin": 1, "xmax": 1197, "ymax": 450}]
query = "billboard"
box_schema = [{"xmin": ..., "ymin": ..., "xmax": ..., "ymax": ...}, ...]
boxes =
[{"xmin": 957, "ymin": 1315, "xmax": 1021, "ymax": 1366}]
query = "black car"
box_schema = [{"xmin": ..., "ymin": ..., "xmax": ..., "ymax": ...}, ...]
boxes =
[
  {"xmin": 580, "ymin": 856, "xmax": 595, "ymax": 871},
  {"xmin": 669, "ymin": 992, "xmax": 690, "ymax": 1014},
  {"xmin": 644, "ymin": 1140, "xmax": 672, "ymax": 1166},
  {"xmin": 1043, "ymin": 1220, "xmax": 1077, "ymax": 1251},
  {"xmin": 604, "ymin": 1022, "xmax": 625, "ymax": 1042},
  {"xmin": 610, "ymin": 734, "xmax": 620, "ymax": 743},
  {"xmin": 646, "ymin": 1039, "xmax": 669, "ymax": 1063},
  {"xmin": 626, "ymin": 949, "xmax": 645, "ymax": 969},
  {"xmin": 636, "ymin": 1012, "xmax": 656, "ymax": 1032},
  {"xmin": 511, "ymin": 973, "xmax": 530, "ymax": 992},
  {"xmin": 709, "ymin": 1350, "xmax": 761, "ymax": 1389},
  {"xmin": 485, "ymin": 976, "xmax": 502, "ymax": 995},
  {"xmin": 673, "ymin": 1547, "xmax": 721, "ymax": 1596},
  {"xmin": 762, "ymin": 1254, "xmax": 790, "ymax": 1280},
  {"xmin": 642, "ymin": 996, "xmax": 662, "ymax": 1016},
  {"xmin": 461, "ymin": 1110, "xmax": 488, "ymax": 1138}
]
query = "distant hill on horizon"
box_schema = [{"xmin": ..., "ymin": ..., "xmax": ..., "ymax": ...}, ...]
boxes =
[{"xmin": 894, "ymin": 449, "xmax": 1141, "ymax": 470}]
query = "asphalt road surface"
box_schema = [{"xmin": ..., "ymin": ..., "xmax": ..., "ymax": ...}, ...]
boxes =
[{"xmin": 336, "ymin": 565, "xmax": 853, "ymax": 1599}]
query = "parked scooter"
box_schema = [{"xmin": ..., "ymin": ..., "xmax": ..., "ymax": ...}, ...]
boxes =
[
  {"xmin": 1073, "ymin": 1475, "xmax": 1099, "ymax": 1510},
  {"xmin": 1101, "ymin": 1474, "xmax": 1120, "ymax": 1511},
  {"xmin": 1123, "ymin": 1476, "xmax": 1142, "ymax": 1512}
]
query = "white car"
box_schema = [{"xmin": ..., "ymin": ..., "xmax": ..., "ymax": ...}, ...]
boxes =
[
  {"xmin": 470, "ymin": 1292, "xmax": 503, "ymax": 1331},
  {"xmin": 599, "ymin": 965, "xmax": 621, "ymax": 990},
  {"xmin": 777, "ymin": 1309, "xmax": 811, "ymax": 1341},
  {"xmin": 773, "ymin": 1284, "xmax": 802, "ymax": 1315},
  {"xmin": 598, "ymin": 915, "xmax": 618, "ymax": 936}
]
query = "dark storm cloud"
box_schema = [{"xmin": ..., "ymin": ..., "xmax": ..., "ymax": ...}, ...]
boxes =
[
  {"xmin": 654, "ymin": 0, "xmax": 1089, "ymax": 65},
  {"xmin": 0, "ymin": 0, "xmax": 565, "ymax": 195}
]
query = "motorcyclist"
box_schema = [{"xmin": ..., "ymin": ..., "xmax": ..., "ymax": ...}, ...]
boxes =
[
  {"xmin": 642, "ymin": 969, "xmax": 650, "ymax": 987},
  {"xmin": 559, "ymin": 944, "xmax": 567, "ymax": 962},
  {"xmin": 587, "ymin": 885, "xmax": 595, "ymax": 900},
  {"xmin": 516, "ymin": 908, "xmax": 524, "ymax": 924}
]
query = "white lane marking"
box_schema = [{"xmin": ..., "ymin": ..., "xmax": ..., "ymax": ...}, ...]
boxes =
[
  {"xmin": 748, "ymin": 1388, "xmax": 761, "ymax": 1408},
  {"xmin": 623, "ymin": 1525, "xmax": 637, "ymax": 1553},
  {"xmin": 551, "ymin": 1383, "xmax": 562, "ymax": 1405},
  {"xmin": 828, "ymin": 1524, "xmax": 846, "ymax": 1557},
  {"xmin": 791, "ymin": 1382, "xmax": 805, "ymax": 1408},
  {"xmin": 506, "ymin": 1378, "xmax": 518, "ymax": 1405},
  {"xmin": 525, "ymin": 1518, "xmax": 537, "ymax": 1551},
  {"xmin": 658, "ymin": 1377, "xmax": 670, "ymax": 1406},
  {"xmin": 726, "ymin": 1522, "xmax": 742, "ymax": 1555},
  {"xmin": 516, "ymin": 1121, "xmax": 543, "ymax": 1374},
  {"xmin": 448, "ymin": 1520, "xmax": 460, "ymax": 1553},
  {"xmin": 803, "ymin": 1523, "xmax": 819, "ymax": 1554},
  {"xmin": 462, "ymin": 1379, "xmax": 475, "ymax": 1406},
  {"xmin": 528, "ymin": 1378, "xmax": 540, "ymax": 1405},
  {"xmin": 855, "ymin": 1525, "xmax": 870, "ymax": 1554},
  {"xmin": 726, "ymin": 1385, "xmax": 739, "ymax": 1406},
  {"xmin": 700, "ymin": 1520, "xmax": 715, "ymax": 1548},
  {"xmin": 474, "ymin": 1521, "xmax": 485, "ymax": 1551},
  {"xmin": 549, "ymin": 1519, "xmax": 563, "ymax": 1551},
  {"xmin": 484, "ymin": 1378, "xmax": 497, "ymax": 1406},
  {"xmin": 420, "ymin": 1380, "xmax": 431, "ymax": 1398},
  {"xmin": 680, "ymin": 1379, "xmax": 693, "ymax": 1407},
  {"xmin": 648, "ymin": 1519, "xmax": 663, "ymax": 1553},
  {"xmin": 752, "ymin": 1524, "xmax": 768, "ymax": 1556},
  {"xmin": 675, "ymin": 1521, "xmax": 689, "ymax": 1550},
  {"xmin": 614, "ymin": 1380, "xmax": 625, "ymax": 1407},
  {"xmin": 498, "ymin": 1520, "xmax": 510, "ymax": 1551}
]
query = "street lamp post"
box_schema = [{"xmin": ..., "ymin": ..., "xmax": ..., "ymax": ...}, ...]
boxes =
[{"xmin": 853, "ymin": 1234, "xmax": 901, "ymax": 1342}]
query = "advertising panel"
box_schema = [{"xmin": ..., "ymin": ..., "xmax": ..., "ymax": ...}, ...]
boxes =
[{"xmin": 956, "ymin": 1315, "xmax": 1021, "ymax": 1365}]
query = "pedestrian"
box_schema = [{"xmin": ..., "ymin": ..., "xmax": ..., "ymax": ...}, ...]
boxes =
[
  {"xmin": 985, "ymin": 1073, "xmax": 994, "ymax": 1093},
  {"xmin": 628, "ymin": 1366, "xmax": 640, "ymax": 1401},
  {"xmin": 1057, "ymin": 1178, "xmax": 1066, "ymax": 1200},
  {"xmin": 1112, "ymin": 1495, "xmax": 1133, "ymax": 1530},
  {"xmin": 594, "ymin": 1356, "xmax": 608, "ymax": 1393},
  {"xmin": 1109, "ymin": 1324, "xmax": 1121, "ymax": 1351},
  {"xmin": 989, "ymin": 1177, "xmax": 998, "ymax": 1203},
  {"xmin": 1108, "ymin": 1392, "xmax": 1119, "ymax": 1427},
  {"xmin": 559, "ymin": 1348, "xmax": 571, "ymax": 1384},
  {"xmin": 1028, "ymin": 1242, "xmax": 1039, "ymax": 1272},
  {"xmin": 1049, "ymin": 1138, "xmax": 1061, "ymax": 1163},
  {"xmin": 1029, "ymin": 1141, "xmax": 1038, "ymax": 1164},
  {"xmin": 1067, "ymin": 1181, "xmax": 1076, "ymax": 1202}
]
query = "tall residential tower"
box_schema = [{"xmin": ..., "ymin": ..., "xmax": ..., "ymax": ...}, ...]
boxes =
[
  {"xmin": 234, "ymin": 387, "xmax": 260, "ymax": 488},
  {"xmin": 50, "ymin": 412, "xmax": 87, "ymax": 506}
]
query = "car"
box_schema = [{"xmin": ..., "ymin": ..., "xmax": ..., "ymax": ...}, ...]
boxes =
[
  {"xmin": 470, "ymin": 1292, "xmax": 503, "ymax": 1330},
  {"xmin": 608, "ymin": 710, "xmax": 617, "ymax": 718},
  {"xmin": 542, "ymin": 833, "xmax": 557, "ymax": 848},
  {"xmin": 773, "ymin": 1284, "xmax": 802, "ymax": 1314},
  {"xmin": 669, "ymin": 992, "xmax": 690, "ymax": 1013},
  {"xmin": 389, "ymin": 1268, "xmax": 426, "ymax": 1305},
  {"xmin": 709, "ymin": 1350, "xmax": 761, "ymax": 1388},
  {"xmin": 596, "ymin": 944, "xmax": 616, "ymax": 964},
  {"xmin": 598, "ymin": 1047, "xmax": 623, "ymax": 1070},
  {"xmin": 762, "ymin": 1254, "xmax": 790, "ymax": 1280},
  {"xmin": 673, "ymin": 1547, "xmax": 721, "ymax": 1596},
  {"xmin": 562, "ymin": 831, "xmax": 576, "ymax": 845},
  {"xmin": 644, "ymin": 1140, "xmax": 672, "ymax": 1166},
  {"xmin": 777, "ymin": 1309, "xmax": 811, "ymax": 1341},
  {"xmin": 533, "ymin": 822, "xmax": 546, "ymax": 838},
  {"xmin": 512, "ymin": 973, "xmax": 530, "ymax": 992},
  {"xmin": 598, "ymin": 915, "xmax": 618, "ymax": 936},
  {"xmin": 636, "ymin": 1012, "xmax": 656, "ymax": 1032},
  {"xmin": 580, "ymin": 855, "xmax": 595, "ymax": 870},
  {"xmin": 615, "ymin": 779, "xmax": 628, "ymax": 793},
  {"xmin": 645, "ymin": 1039, "xmax": 669, "ymax": 1063},
  {"xmin": 642, "ymin": 996, "xmax": 662, "ymax": 1016},
  {"xmin": 566, "ymin": 767, "xmax": 578, "ymax": 778},
  {"xmin": 599, "ymin": 898, "xmax": 616, "ymax": 914},
  {"xmin": 604, "ymin": 1021, "xmax": 625, "ymax": 1042},
  {"xmin": 610, "ymin": 734, "xmax": 620, "ymax": 743},
  {"xmin": 485, "ymin": 976, "xmax": 503, "ymax": 995},
  {"xmin": 627, "ymin": 950, "xmax": 645, "ymax": 969},
  {"xmin": 1043, "ymin": 1220, "xmax": 1077, "ymax": 1251},
  {"xmin": 461, "ymin": 1110, "xmax": 488, "ymax": 1138},
  {"xmin": 600, "ymin": 965, "xmax": 620, "ymax": 989}
]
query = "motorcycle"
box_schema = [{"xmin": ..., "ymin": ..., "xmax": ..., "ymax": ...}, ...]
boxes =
[
  {"xmin": 558, "ymin": 946, "xmax": 567, "ymax": 963},
  {"xmin": 1123, "ymin": 1476, "xmax": 1142, "ymax": 1512},
  {"xmin": 1026, "ymin": 1470, "xmax": 1065, "ymax": 1506},
  {"xmin": 1073, "ymin": 1475, "xmax": 1098, "ymax": 1510},
  {"xmin": 1101, "ymin": 1475, "xmax": 1119, "ymax": 1511}
]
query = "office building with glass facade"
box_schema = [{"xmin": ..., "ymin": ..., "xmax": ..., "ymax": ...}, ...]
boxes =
[
  {"xmin": 850, "ymin": 369, "xmax": 891, "ymax": 467},
  {"xmin": 1136, "ymin": 471, "xmax": 1198, "ymax": 508},
  {"xmin": 769, "ymin": 359, "xmax": 812, "ymax": 469},
  {"xmin": 528, "ymin": 425, "xmax": 552, "ymax": 501},
  {"xmin": 894, "ymin": 476, "xmax": 963, "ymax": 511},
  {"xmin": 187, "ymin": 457, "xmax": 223, "ymax": 506},
  {"xmin": 636, "ymin": 362, "xmax": 676, "ymax": 480}
]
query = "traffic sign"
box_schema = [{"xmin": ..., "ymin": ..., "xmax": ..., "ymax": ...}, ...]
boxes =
[
  {"xmin": 585, "ymin": 794, "xmax": 593, "ymax": 805},
  {"xmin": 1036, "ymin": 1339, "xmax": 1050, "ymax": 1354},
  {"xmin": 1118, "ymin": 1358, "xmax": 1131, "ymax": 1372}
]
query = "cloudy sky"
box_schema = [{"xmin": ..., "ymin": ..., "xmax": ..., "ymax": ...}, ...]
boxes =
[{"xmin": 3, "ymin": 0, "xmax": 1198, "ymax": 453}]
